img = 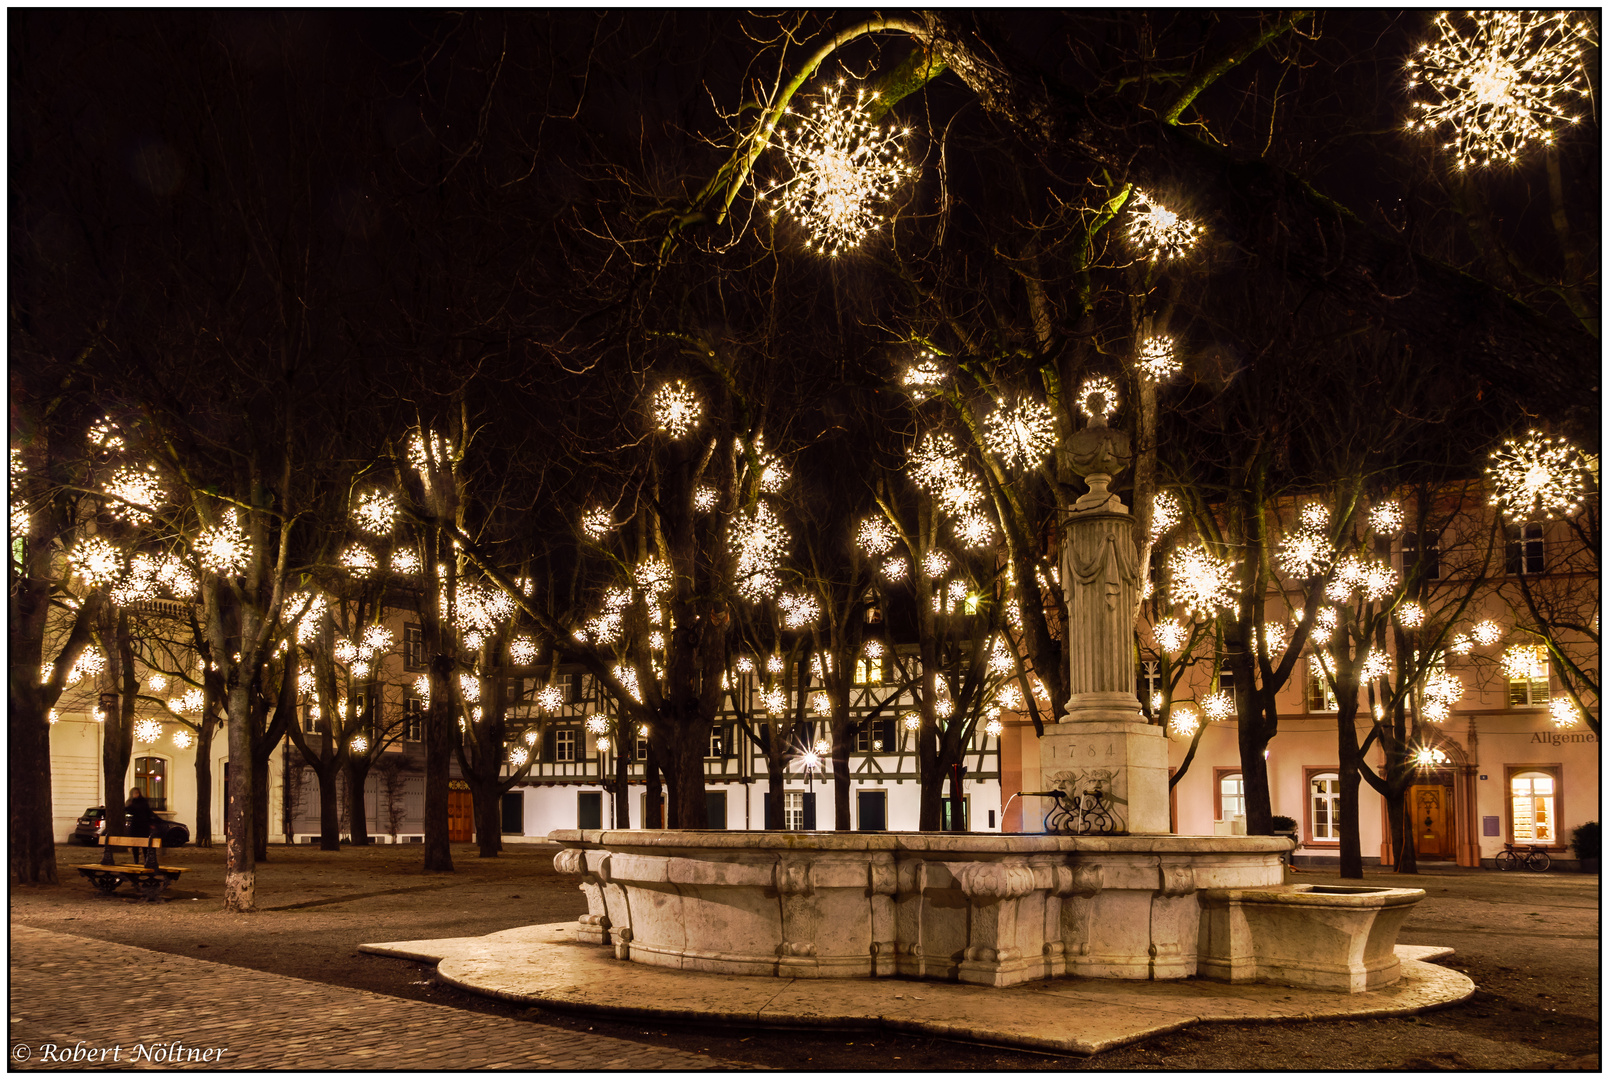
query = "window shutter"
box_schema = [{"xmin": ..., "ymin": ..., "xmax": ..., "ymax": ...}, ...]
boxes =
[{"xmin": 543, "ymin": 727, "xmax": 556, "ymax": 764}]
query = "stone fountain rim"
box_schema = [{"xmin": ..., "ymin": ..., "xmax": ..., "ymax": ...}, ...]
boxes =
[{"xmin": 548, "ymin": 829, "xmax": 1291, "ymax": 854}]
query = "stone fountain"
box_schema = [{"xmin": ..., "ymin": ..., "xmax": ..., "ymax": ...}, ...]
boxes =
[{"xmin": 552, "ymin": 397, "xmax": 1425, "ymax": 994}]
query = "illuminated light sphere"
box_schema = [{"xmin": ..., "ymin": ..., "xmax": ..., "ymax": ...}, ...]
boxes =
[
  {"xmin": 581, "ymin": 507, "xmax": 613, "ymax": 539},
  {"xmin": 988, "ymin": 640, "xmax": 1015, "ymax": 675},
  {"xmin": 586, "ymin": 715, "xmax": 609, "ymax": 735},
  {"xmin": 350, "ymin": 735, "xmax": 370, "ymax": 754},
  {"xmin": 362, "ymin": 625, "xmax": 394, "ymax": 656},
  {"xmin": 956, "ymin": 512, "xmax": 994, "ymax": 549},
  {"xmin": 999, "ymin": 682, "xmax": 1024, "ymax": 710},
  {"xmin": 353, "ymin": 491, "xmax": 397, "ymax": 535},
  {"xmin": 908, "ymin": 432, "xmax": 967, "ymax": 493},
  {"xmin": 148, "ymin": 673, "xmax": 167, "ymax": 692},
  {"xmin": 985, "ymin": 396, "xmax": 1058, "ymax": 469},
  {"xmin": 1413, "ymin": 745, "xmax": 1449, "ymax": 768},
  {"xmin": 921, "ymin": 549, "xmax": 951, "ymax": 578},
  {"xmin": 652, "ymin": 380, "xmax": 703, "ymax": 438},
  {"xmin": 1300, "ymin": 503, "xmax": 1330, "ymax": 531},
  {"xmin": 1259, "ymin": 622, "xmax": 1288, "ymax": 657},
  {"xmin": 934, "ymin": 696, "xmax": 954, "ymax": 718},
  {"xmin": 460, "ymin": 673, "xmax": 481, "ymax": 702},
  {"xmin": 71, "ymin": 536, "xmax": 122, "ymax": 587},
  {"xmin": 463, "ymin": 630, "xmax": 486, "ymax": 652},
  {"xmin": 134, "ymin": 719, "xmax": 163, "ymax": 744},
  {"xmin": 984, "ymin": 717, "xmax": 1004, "ymax": 738},
  {"xmin": 76, "ymin": 648, "xmax": 107, "ymax": 679},
  {"xmin": 902, "ymin": 712, "xmax": 921, "ymax": 732},
  {"xmin": 406, "ymin": 431, "xmax": 454, "ymax": 476},
  {"xmin": 1168, "ymin": 545, "xmax": 1235, "ymax": 618},
  {"xmin": 1137, "ymin": 335, "xmax": 1180, "ymax": 382},
  {"xmin": 935, "ymin": 474, "xmax": 985, "ymax": 517},
  {"xmin": 882, "ymin": 556, "xmax": 908, "ymax": 582},
  {"xmin": 1501, "ymin": 643, "xmax": 1547, "ymax": 682},
  {"xmin": 1471, "ymin": 619, "xmax": 1504, "ymax": 646},
  {"xmin": 1360, "ymin": 650, "xmax": 1392, "ymax": 682},
  {"xmin": 390, "ymin": 549, "xmax": 422, "ymax": 575},
  {"xmin": 333, "ymin": 639, "xmax": 358, "ymax": 664},
  {"xmin": 341, "ymin": 544, "xmax": 377, "ymax": 578},
  {"xmin": 537, "ymin": 685, "xmax": 563, "ymax": 712},
  {"xmin": 596, "ymin": 735, "xmax": 611, "ymax": 753},
  {"xmin": 813, "ymin": 738, "xmax": 831, "ymax": 756},
  {"xmin": 767, "ymin": 654, "xmax": 784, "ymax": 674},
  {"xmin": 106, "ymin": 465, "xmax": 164, "ymax": 525},
  {"xmin": 1396, "ymin": 601, "xmax": 1426, "ymax": 628},
  {"xmin": 1201, "ymin": 691, "xmax": 1235, "ymax": 721},
  {"xmin": 1127, "ymin": 188, "xmax": 1203, "ymax": 259},
  {"xmin": 635, "ymin": 557, "xmax": 674, "ymax": 599},
  {"xmin": 1549, "ymin": 698, "xmax": 1579, "ymax": 728},
  {"xmin": 1449, "ymin": 632, "xmax": 1474, "ymax": 656},
  {"xmin": 862, "ymin": 638, "xmax": 884, "ymax": 659},
  {"xmin": 510, "ymin": 637, "xmax": 537, "ymax": 665},
  {"xmin": 603, "ymin": 587, "xmax": 632, "ymax": 612},
  {"xmin": 1150, "ymin": 692, "xmax": 1164, "ymax": 713},
  {"xmin": 10, "ymin": 505, "xmax": 28, "ymax": 540},
  {"xmin": 856, "ymin": 516, "xmax": 897, "ymax": 557},
  {"xmin": 649, "ymin": 630, "xmax": 666, "ymax": 651},
  {"xmin": 760, "ymin": 685, "xmax": 787, "ymax": 713},
  {"xmin": 88, "ymin": 418, "xmax": 125, "ymax": 450},
  {"xmin": 734, "ymin": 656, "xmax": 755, "ymax": 674},
  {"xmin": 731, "ymin": 502, "xmax": 788, "ymax": 604},
  {"xmin": 523, "ymin": 728, "xmax": 539, "ymax": 745},
  {"xmin": 694, "ymin": 485, "xmax": 718, "ymax": 513},
  {"xmin": 1151, "ymin": 491, "xmax": 1181, "ymax": 541},
  {"xmin": 1422, "ymin": 699, "xmax": 1451, "ymax": 723},
  {"xmin": 758, "ymin": 457, "xmax": 790, "ymax": 494},
  {"xmin": 508, "ymin": 745, "xmax": 529, "ymax": 768},
  {"xmin": 1360, "ymin": 562, "xmax": 1398, "ymax": 602},
  {"xmin": 198, "ymin": 510, "xmax": 252, "ymax": 576},
  {"xmin": 171, "ymin": 728, "xmax": 195, "ymax": 750},
  {"xmin": 1309, "ymin": 651, "xmax": 1335, "ymax": 679},
  {"xmin": 1404, "ymin": 11, "xmax": 1595, "ymax": 169},
  {"xmin": 1370, "ymin": 500, "xmax": 1405, "ymax": 535},
  {"xmin": 1171, "ymin": 706, "xmax": 1201, "ymax": 738},
  {"xmin": 901, "ymin": 351, "xmax": 946, "ymax": 402},
  {"xmin": 1076, "ymin": 376, "xmax": 1119, "ymax": 421},
  {"xmin": 1486, "ymin": 430, "xmax": 1587, "ymax": 519},
  {"xmin": 1425, "ymin": 669, "xmax": 1464, "ymax": 704},
  {"xmin": 763, "ymin": 80, "xmax": 915, "ymax": 257},
  {"xmin": 156, "ymin": 554, "xmax": 198, "ymax": 597},
  {"xmin": 1153, "ymin": 618, "xmax": 1188, "ymax": 654},
  {"xmin": 471, "ymin": 705, "xmax": 483, "ymax": 723},
  {"xmin": 350, "ymin": 660, "xmax": 371, "ymax": 681},
  {"xmin": 809, "ymin": 691, "xmax": 831, "ymax": 714}
]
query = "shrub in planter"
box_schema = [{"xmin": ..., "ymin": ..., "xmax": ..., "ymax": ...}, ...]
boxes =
[
  {"xmin": 1571, "ymin": 821, "xmax": 1599, "ymax": 871},
  {"xmin": 1270, "ymin": 815, "xmax": 1297, "ymax": 832}
]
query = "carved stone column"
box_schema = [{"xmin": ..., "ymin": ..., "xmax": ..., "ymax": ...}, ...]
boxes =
[{"xmin": 1035, "ymin": 408, "xmax": 1170, "ymax": 834}]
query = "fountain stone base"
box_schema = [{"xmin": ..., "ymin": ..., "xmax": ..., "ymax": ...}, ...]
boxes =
[{"xmin": 550, "ymin": 830, "xmax": 1423, "ymax": 992}]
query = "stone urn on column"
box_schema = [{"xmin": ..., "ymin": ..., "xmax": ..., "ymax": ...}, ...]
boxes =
[{"xmin": 1037, "ymin": 383, "xmax": 1170, "ymax": 835}]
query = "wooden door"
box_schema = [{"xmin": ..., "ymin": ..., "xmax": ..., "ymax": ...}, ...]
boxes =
[
  {"xmin": 448, "ymin": 788, "xmax": 474, "ymax": 843},
  {"xmin": 1410, "ymin": 784, "xmax": 1450, "ymax": 858}
]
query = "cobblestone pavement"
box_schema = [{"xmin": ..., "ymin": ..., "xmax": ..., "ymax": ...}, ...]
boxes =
[{"xmin": 8, "ymin": 924, "xmax": 732, "ymax": 1071}]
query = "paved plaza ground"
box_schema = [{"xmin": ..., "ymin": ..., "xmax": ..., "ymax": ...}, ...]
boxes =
[{"xmin": 10, "ymin": 841, "xmax": 1599, "ymax": 1070}]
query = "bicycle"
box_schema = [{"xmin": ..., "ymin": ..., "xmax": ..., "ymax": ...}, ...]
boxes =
[{"xmin": 1494, "ymin": 842, "xmax": 1552, "ymax": 872}]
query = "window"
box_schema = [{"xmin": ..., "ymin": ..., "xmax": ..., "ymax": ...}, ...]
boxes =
[
  {"xmin": 1217, "ymin": 660, "xmax": 1238, "ymax": 708},
  {"xmin": 784, "ymin": 791, "xmax": 806, "ymax": 830},
  {"xmin": 1507, "ymin": 645, "xmax": 1551, "ymax": 706},
  {"xmin": 708, "ymin": 725, "xmax": 726, "ymax": 759},
  {"xmin": 853, "ymin": 657, "xmax": 886, "ymax": 685},
  {"xmin": 1215, "ymin": 770, "xmax": 1244, "ymax": 822},
  {"xmin": 1137, "ymin": 661, "xmax": 1163, "ymax": 716},
  {"xmin": 577, "ymin": 791, "xmax": 602, "ymax": 830},
  {"xmin": 854, "ymin": 717, "xmax": 892, "ymax": 753},
  {"xmin": 635, "ymin": 726, "xmax": 649, "ymax": 762},
  {"xmin": 1506, "ymin": 522, "xmax": 1545, "ymax": 576},
  {"xmin": 554, "ymin": 728, "xmax": 577, "ymax": 763},
  {"xmin": 1509, "ymin": 770, "xmax": 1558, "ymax": 844},
  {"xmin": 1308, "ymin": 771, "xmax": 1340, "ymax": 842},
  {"xmin": 403, "ymin": 624, "xmax": 426, "ymax": 671},
  {"xmin": 135, "ymin": 756, "xmax": 167, "ymax": 812},
  {"xmin": 566, "ymin": 672, "xmax": 587, "ymax": 705},
  {"xmin": 1307, "ymin": 658, "xmax": 1338, "ymax": 712},
  {"xmin": 401, "ymin": 691, "xmax": 424, "ymax": 742},
  {"xmin": 1403, "ymin": 530, "xmax": 1441, "ymax": 580},
  {"xmin": 303, "ymin": 704, "xmax": 321, "ymax": 734}
]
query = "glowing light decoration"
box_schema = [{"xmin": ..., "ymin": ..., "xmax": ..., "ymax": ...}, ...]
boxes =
[
  {"xmin": 1168, "ymin": 545, "xmax": 1235, "ymax": 618},
  {"xmin": 508, "ymin": 745, "xmax": 529, "ymax": 767},
  {"xmin": 1425, "ymin": 669, "xmax": 1464, "ymax": 706},
  {"xmin": 1369, "ymin": 500, "xmax": 1405, "ymax": 535},
  {"xmin": 856, "ymin": 516, "xmax": 896, "ymax": 557},
  {"xmin": 351, "ymin": 660, "xmax": 371, "ymax": 681},
  {"xmin": 1076, "ymin": 376, "xmax": 1119, "ymax": 421},
  {"xmin": 510, "ymin": 637, "xmax": 537, "ymax": 665},
  {"xmin": 1151, "ymin": 491, "xmax": 1181, "ymax": 541},
  {"xmin": 110, "ymin": 556, "xmax": 160, "ymax": 607},
  {"xmin": 1127, "ymin": 189, "xmax": 1203, "ymax": 259},
  {"xmin": 342, "ymin": 544, "xmax": 377, "ymax": 578},
  {"xmin": 934, "ymin": 473, "xmax": 984, "ymax": 517},
  {"xmin": 134, "ymin": 718, "xmax": 162, "ymax": 744},
  {"xmin": 353, "ymin": 491, "xmax": 397, "ymax": 535},
  {"xmin": 985, "ymin": 396, "xmax": 1057, "ymax": 469},
  {"xmin": 734, "ymin": 656, "xmax": 755, "ymax": 674},
  {"xmin": 71, "ymin": 536, "xmax": 121, "ymax": 587},
  {"xmin": 731, "ymin": 502, "xmax": 788, "ymax": 602},
  {"xmin": 882, "ymin": 556, "xmax": 908, "ymax": 581},
  {"xmin": 1550, "ymin": 698, "xmax": 1579, "ymax": 728},
  {"xmin": 909, "ymin": 432, "xmax": 966, "ymax": 492},
  {"xmin": 615, "ymin": 665, "xmax": 643, "ymax": 703},
  {"xmin": 1413, "ymin": 745, "xmax": 1449, "ymax": 768},
  {"xmin": 334, "ymin": 639, "xmax": 359, "ymax": 664},
  {"xmin": 172, "ymin": 728, "xmax": 195, "ymax": 750},
  {"xmin": 75, "ymin": 648, "xmax": 107, "ymax": 679},
  {"xmin": 1449, "ymin": 632, "xmax": 1473, "ymax": 656},
  {"xmin": 390, "ymin": 549, "xmax": 421, "ymax": 575},
  {"xmin": 350, "ymin": 735, "xmax": 370, "ymax": 754},
  {"xmin": 759, "ymin": 457, "xmax": 789, "ymax": 493},
  {"xmin": 581, "ymin": 507, "xmax": 613, "ymax": 539},
  {"xmin": 1501, "ymin": 643, "xmax": 1547, "ymax": 681},
  {"xmin": 1137, "ymin": 335, "xmax": 1180, "ymax": 382},
  {"xmin": 1171, "ymin": 706, "xmax": 1201, "ymax": 738},
  {"xmin": 148, "ymin": 673, "xmax": 167, "ymax": 692},
  {"xmin": 652, "ymin": 380, "xmax": 703, "ymax": 438},
  {"xmin": 694, "ymin": 486, "xmax": 718, "ymax": 512},
  {"xmin": 1472, "ymin": 619, "xmax": 1504, "ymax": 646},
  {"xmin": 1405, "ymin": 11, "xmax": 1595, "ymax": 169},
  {"xmin": 760, "ymin": 685, "xmax": 787, "ymax": 713},
  {"xmin": 603, "ymin": 587, "xmax": 632, "ymax": 612},
  {"xmin": 767, "ymin": 655, "xmax": 784, "ymax": 674},
  {"xmin": 406, "ymin": 431, "xmax": 454, "ymax": 476},
  {"xmin": 180, "ymin": 686, "xmax": 204, "ymax": 713},
  {"xmin": 863, "ymin": 639, "xmax": 884, "ymax": 659},
  {"xmin": 157, "ymin": 555, "xmax": 197, "ymax": 598},
  {"xmin": 902, "ymin": 351, "xmax": 946, "ymax": 402},
  {"xmin": 1259, "ymin": 622, "xmax": 1288, "ymax": 657},
  {"xmin": 781, "ymin": 592, "xmax": 820, "ymax": 630},
  {"xmin": 956, "ymin": 513, "xmax": 994, "ymax": 549},
  {"xmin": 1153, "ymin": 619, "xmax": 1188, "ymax": 654},
  {"xmin": 635, "ymin": 557, "xmax": 674, "ymax": 599},
  {"xmin": 762, "ymin": 80, "xmax": 914, "ymax": 257},
  {"xmin": 1486, "ymin": 430, "xmax": 1587, "ymax": 519},
  {"xmin": 198, "ymin": 510, "xmax": 251, "ymax": 576},
  {"xmin": 596, "ymin": 735, "xmax": 611, "ymax": 753},
  {"xmin": 1361, "ymin": 562, "xmax": 1398, "ymax": 602},
  {"xmin": 1360, "ymin": 650, "xmax": 1392, "ymax": 682},
  {"xmin": 362, "ymin": 625, "xmax": 393, "ymax": 656},
  {"xmin": 459, "ymin": 673, "xmax": 481, "ymax": 703},
  {"xmin": 106, "ymin": 465, "xmax": 164, "ymax": 525},
  {"xmin": 1422, "ymin": 700, "xmax": 1450, "ymax": 723},
  {"xmin": 902, "ymin": 712, "xmax": 921, "ymax": 732},
  {"xmin": 88, "ymin": 418, "xmax": 124, "ymax": 450},
  {"xmin": 999, "ymin": 682, "xmax": 1024, "ymax": 710},
  {"xmin": 538, "ymin": 684, "xmax": 563, "ymax": 712},
  {"xmin": 921, "ymin": 549, "xmax": 951, "ymax": 578},
  {"xmin": 1201, "ymin": 691, "xmax": 1235, "ymax": 721},
  {"xmin": 1396, "ymin": 601, "xmax": 1425, "ymax": 628}
]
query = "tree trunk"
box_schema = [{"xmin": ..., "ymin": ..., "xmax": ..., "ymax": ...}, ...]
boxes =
[
  {"xmin": 223, "ymin": 679, "xmax": 256, "ymax": 912},
  {"xmin": 423, "ymin": 654, "xmax": 454, "ymax": 871},
  {"xmin": 317, "ymin": 765, "xmax": 341, "ymax": 850},
  {"xmin": 194, "ymin": 725, "xmax": 215, "ymax": 847},
  {"xmin": 831, "ymin": 725, "xmax": 852, "ymax": 831},
  {"xmin": 669, "ymin": 727, "xmax": 708, "ymax": 828},
  {"xmin": 1336, "ymin": 703, "xmax": 1365, "ymax": 879},
  {"xmin": 917, "ymin": 739, "xmax": 945, "ymax": 831},
  {"xmin": 1387, "ymin": 792, "xmax": 1417, "ymax": 874},
  {"xmin": 347, "ymin": 764, "xmax": 372, "ymax": 847},
  {"xmin": 1237, "ymin": 711, "xmax": 1274, "ymax": 835},
  {"xmin": 474, "ymin": 782, "xmax": 502, "ymax": 858},
  {"xmin": 251, "ymin": 744, "xmax": 272, "ymax": 861},
  {"xmin": 614, "ymin": 747, "xmax": 631, "ymax": 828},
  {"xmin": 9, "ymin": 697, "xmax": 59, "ymax": 884},
  {"xmin": 644, "ymin": 749, "xmax": 663, "ymax": 829},
  {"xmin": 765, "ymin": 752, "xmax": 787, "ymax": 829}
]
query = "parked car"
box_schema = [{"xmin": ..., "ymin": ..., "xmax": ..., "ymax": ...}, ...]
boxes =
[{"xmin": 71, "ymin": 806, "xmax": 190, "ymax": 848}]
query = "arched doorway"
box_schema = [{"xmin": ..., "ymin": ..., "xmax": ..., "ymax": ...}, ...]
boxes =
[{"xmin": 1387, "ymin": 731, "xmax": 1478, "ymax": 868}]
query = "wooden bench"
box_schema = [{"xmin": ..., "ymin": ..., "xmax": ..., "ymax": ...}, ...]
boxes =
[{"xmin": 75, "ymin": 837, "xmax": 187, "ymax": 902}]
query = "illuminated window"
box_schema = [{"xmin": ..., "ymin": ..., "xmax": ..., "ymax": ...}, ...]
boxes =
[
  {"xmin": 1510, "ymin": 771, "xmax": 1557, "ymax": 844},
  {"xmin": 403, "ymin": 624, "xmax": 426, "ymax": 671},
  {"xmin": 1215, "ymin": 770, "xmax": 1244, "ymax": 822},
  {"xmin": 853, "ymin": 657, "xmax": 886, "ymax": 685},
  {"xmin": 708, "ymin": 725, "xmax": 726, "ymax": 758},
  {"xmin": 1309, "ymin": 772, "xmax": 1340, "ymax": 842},
  {"xmin": 784, "ymin": 791, "xmax": 805, "ymax": 831},
  {"xmin": 1507, "ymin": 646, "xmax": 1551, "ymax": 707},
  {"xmin": 135, "ymin": 756, "xmax": 167, "ymax": 812},
  {"xmin": 1307, "ymin": 661, "xmax": 1338, "ymax": 712}
]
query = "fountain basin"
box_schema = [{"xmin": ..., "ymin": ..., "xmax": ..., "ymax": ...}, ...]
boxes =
[{"xmin": 552, "ymin": 829, "xmax": 1414, "ymax": 989}]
